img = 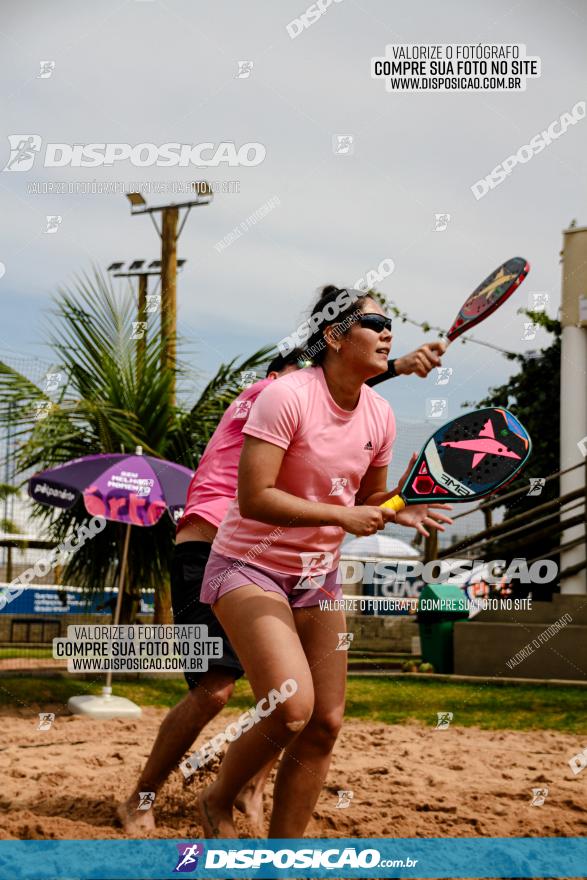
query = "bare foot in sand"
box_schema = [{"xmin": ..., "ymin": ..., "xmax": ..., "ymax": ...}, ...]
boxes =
[
  {"xmin": 199, "ymin": 784, "xmax": 236, "ymax": 838},
  {"xmin": 116, "ymin": 794, "xmax": 156, "ymax": 837},
  {"xmin": 235, "ymin": 781, "xmax": 265, "ymax": 837}
]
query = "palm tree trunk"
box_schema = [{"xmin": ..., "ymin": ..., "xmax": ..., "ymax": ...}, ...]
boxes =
[{"xmin": 154, "ymin": 575, "xmax": 173, "ymax": 623}]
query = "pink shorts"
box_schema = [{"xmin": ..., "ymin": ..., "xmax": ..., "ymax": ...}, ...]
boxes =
[{"xmin": 200, "ymin": 549, "xmax": 342, "ymax": 608}]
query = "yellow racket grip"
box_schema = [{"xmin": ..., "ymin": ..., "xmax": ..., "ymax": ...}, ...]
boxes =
[{"xmin": 381, "ymin": 494, "xmax": 406, "ymax": 512}]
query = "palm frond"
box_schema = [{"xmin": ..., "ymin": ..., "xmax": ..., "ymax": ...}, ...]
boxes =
[{"xmin": 0, "ymin": 268, "xmax": 275, "ymax": 612}]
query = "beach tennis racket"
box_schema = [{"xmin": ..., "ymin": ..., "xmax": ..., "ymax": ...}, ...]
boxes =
[
  {"xmin": 443, "ymin": 256, "xmax": 529, "ymax": 347},
  {"xmin": 381, "ymin": 407, "xmax": 531, "ymax": 511},
  {"xmin": 366, "ymin": 257, "xmax": 529, "ymax": 388}
]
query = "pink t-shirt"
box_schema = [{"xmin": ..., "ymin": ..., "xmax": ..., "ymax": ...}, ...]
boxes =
[
  {"xmin": 212, "ymin": 366, "xmax": 396, "ymax": 574},
  {"xmin": 177, "ymin": 378, "xmax": 272, "ymax": 531}
]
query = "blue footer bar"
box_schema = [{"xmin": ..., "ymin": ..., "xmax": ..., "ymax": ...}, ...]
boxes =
[{"xmin": 0, "ymin": 838, "xmax": 585, "ymax": 879}]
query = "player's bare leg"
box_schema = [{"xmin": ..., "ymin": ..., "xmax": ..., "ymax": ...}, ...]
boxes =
[
  {"xmin": 268, "ymin": 607, "xmax": 346, "ymax": 837},
  {"xmin": 118, "ymin": 668, "xmax": 235, "ymax": 835},
  {"xmin": 198, "ymin": 586, "xmax": 314, "ymax": 839},
  {"xmin": 234, "ymin": 755, "xmax": 278, "ymax": 836}
]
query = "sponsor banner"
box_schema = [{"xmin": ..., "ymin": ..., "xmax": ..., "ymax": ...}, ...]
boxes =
[
  {"xmin": 0, "ymin": 584, "xmax": 154, "ymax": 615},
  {"xmin": 0, "ymin": 837, "xmax": 585, "ymax": 878}
]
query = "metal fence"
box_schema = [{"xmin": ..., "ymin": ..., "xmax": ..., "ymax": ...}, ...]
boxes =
[{"xmin": 430, "ymin": 460, "xmax": 587, "ymax": 602}]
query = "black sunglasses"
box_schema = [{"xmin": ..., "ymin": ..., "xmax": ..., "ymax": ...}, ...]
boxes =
[{"xmin": 358, "ymin": 313, "xmax": 392, "ymax": 333}]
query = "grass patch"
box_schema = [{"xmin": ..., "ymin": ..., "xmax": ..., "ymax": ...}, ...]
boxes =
[
  {"xmin": 0, "ymin": 647, "xmax": 54, "ymax": 659},
  {"xmin": 0, "ymin": 674, "xmax": 584, "ymax": 733},
  {"xmin": 0, "ymin": 649, "xmax": 407, "ymax": 663},
  {"xmin": 341, "ymin": 676, "xmax": 587, "ymax": 733},
  {"xmin": 348, "ymin": 654, "xmax": 410, "ymax": 666}
]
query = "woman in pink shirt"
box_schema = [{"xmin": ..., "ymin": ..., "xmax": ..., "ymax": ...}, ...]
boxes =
[{"xmin": 199, "ymin": 286, "xmax": 452, "ymax": 838}]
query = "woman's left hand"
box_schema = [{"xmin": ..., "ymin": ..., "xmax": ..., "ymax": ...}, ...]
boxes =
[{"xmin": 395, "ymin": 503, "xmax": 453, "ymax": 537}]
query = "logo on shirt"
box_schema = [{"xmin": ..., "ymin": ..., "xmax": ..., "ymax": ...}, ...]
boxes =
[
  {"xmin": 329, "ymin": 477, "xmax": 348, "ymax": 496},
  {"xmin": 363, "ymin": 440, "xmax": 373, "ymax": 450},
  {"xmin": 233, "ymin": 399, "xmax": 252, "ymax": 419}
]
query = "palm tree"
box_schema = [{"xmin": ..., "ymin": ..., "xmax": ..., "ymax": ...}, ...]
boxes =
[
  {"xmin": 0, "ymin": 482, "xmax": 21, "ymax": 582},
  {"xmin": 0, "ymin": 483, "xmax": 20, "ymax": 534},
  {"xmin": 0, "ymin": 267, "xmax": 273, "ymax": 622}
]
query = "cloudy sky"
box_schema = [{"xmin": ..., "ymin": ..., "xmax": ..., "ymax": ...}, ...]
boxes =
[{"xmin": 1, "ymin": 0, "xmax": 585, "ymax": 464}]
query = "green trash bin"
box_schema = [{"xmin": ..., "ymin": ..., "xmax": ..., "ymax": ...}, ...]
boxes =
[{"xmin": 417, "ymin": 584, "xmax": 469, "ymax": 673}]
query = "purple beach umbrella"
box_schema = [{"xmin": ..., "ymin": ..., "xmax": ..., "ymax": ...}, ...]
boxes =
[
  {"xmin": 29, "ymin": 447, "xmax": 193, "ymax": 526},
  {"xmin": 28, "ymin": 447, "xmax": 194, "ymax": 718}
]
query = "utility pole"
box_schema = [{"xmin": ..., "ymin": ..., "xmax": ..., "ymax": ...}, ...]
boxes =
[
  {"xmin": 424, "ymin": 530, "xmax": 438, "ymax": 564},
  {"xmin": 161, "ymin": 207, "xmax": 179, "ymax": 375},
  {"xmin": 559, "ymin": 225, "xmax": 587, "ymax": 595},
  {"xmin": 137, "ymin": 272, "xmax": 148, "ymax": 377},
  {"xmin": 125, "ymin": 185, "xmax": 213, "ymax": 403},
  {"xmin": 108, "ymin": 260, "xmax": 185, "ymax": 383}
]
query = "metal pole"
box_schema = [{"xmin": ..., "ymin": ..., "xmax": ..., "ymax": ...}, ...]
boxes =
[
  {"xmin": 424, "ymin": 530, "xmax": 438, "ymax": 564},
  {"xmin": 559, "ymin": 226, "xmax": 587, "ymax": 595},
  {"xmin": 160, "ymin": 206, "xmax": 179, "ymax": 402},
  {"xmin": 136, "ymin": 273, "xmax": 147, "ymax": 383},
  {"xmin": 3, "ymin": 402, "xmax": 14, "ymax": 574},
  {"xmin": 483, "ymin": 505, "xmax": 493, "ymax": 533},
  {"xmin": 104, "ymin": 522, "xmax": 132, "ymax": 692}
]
